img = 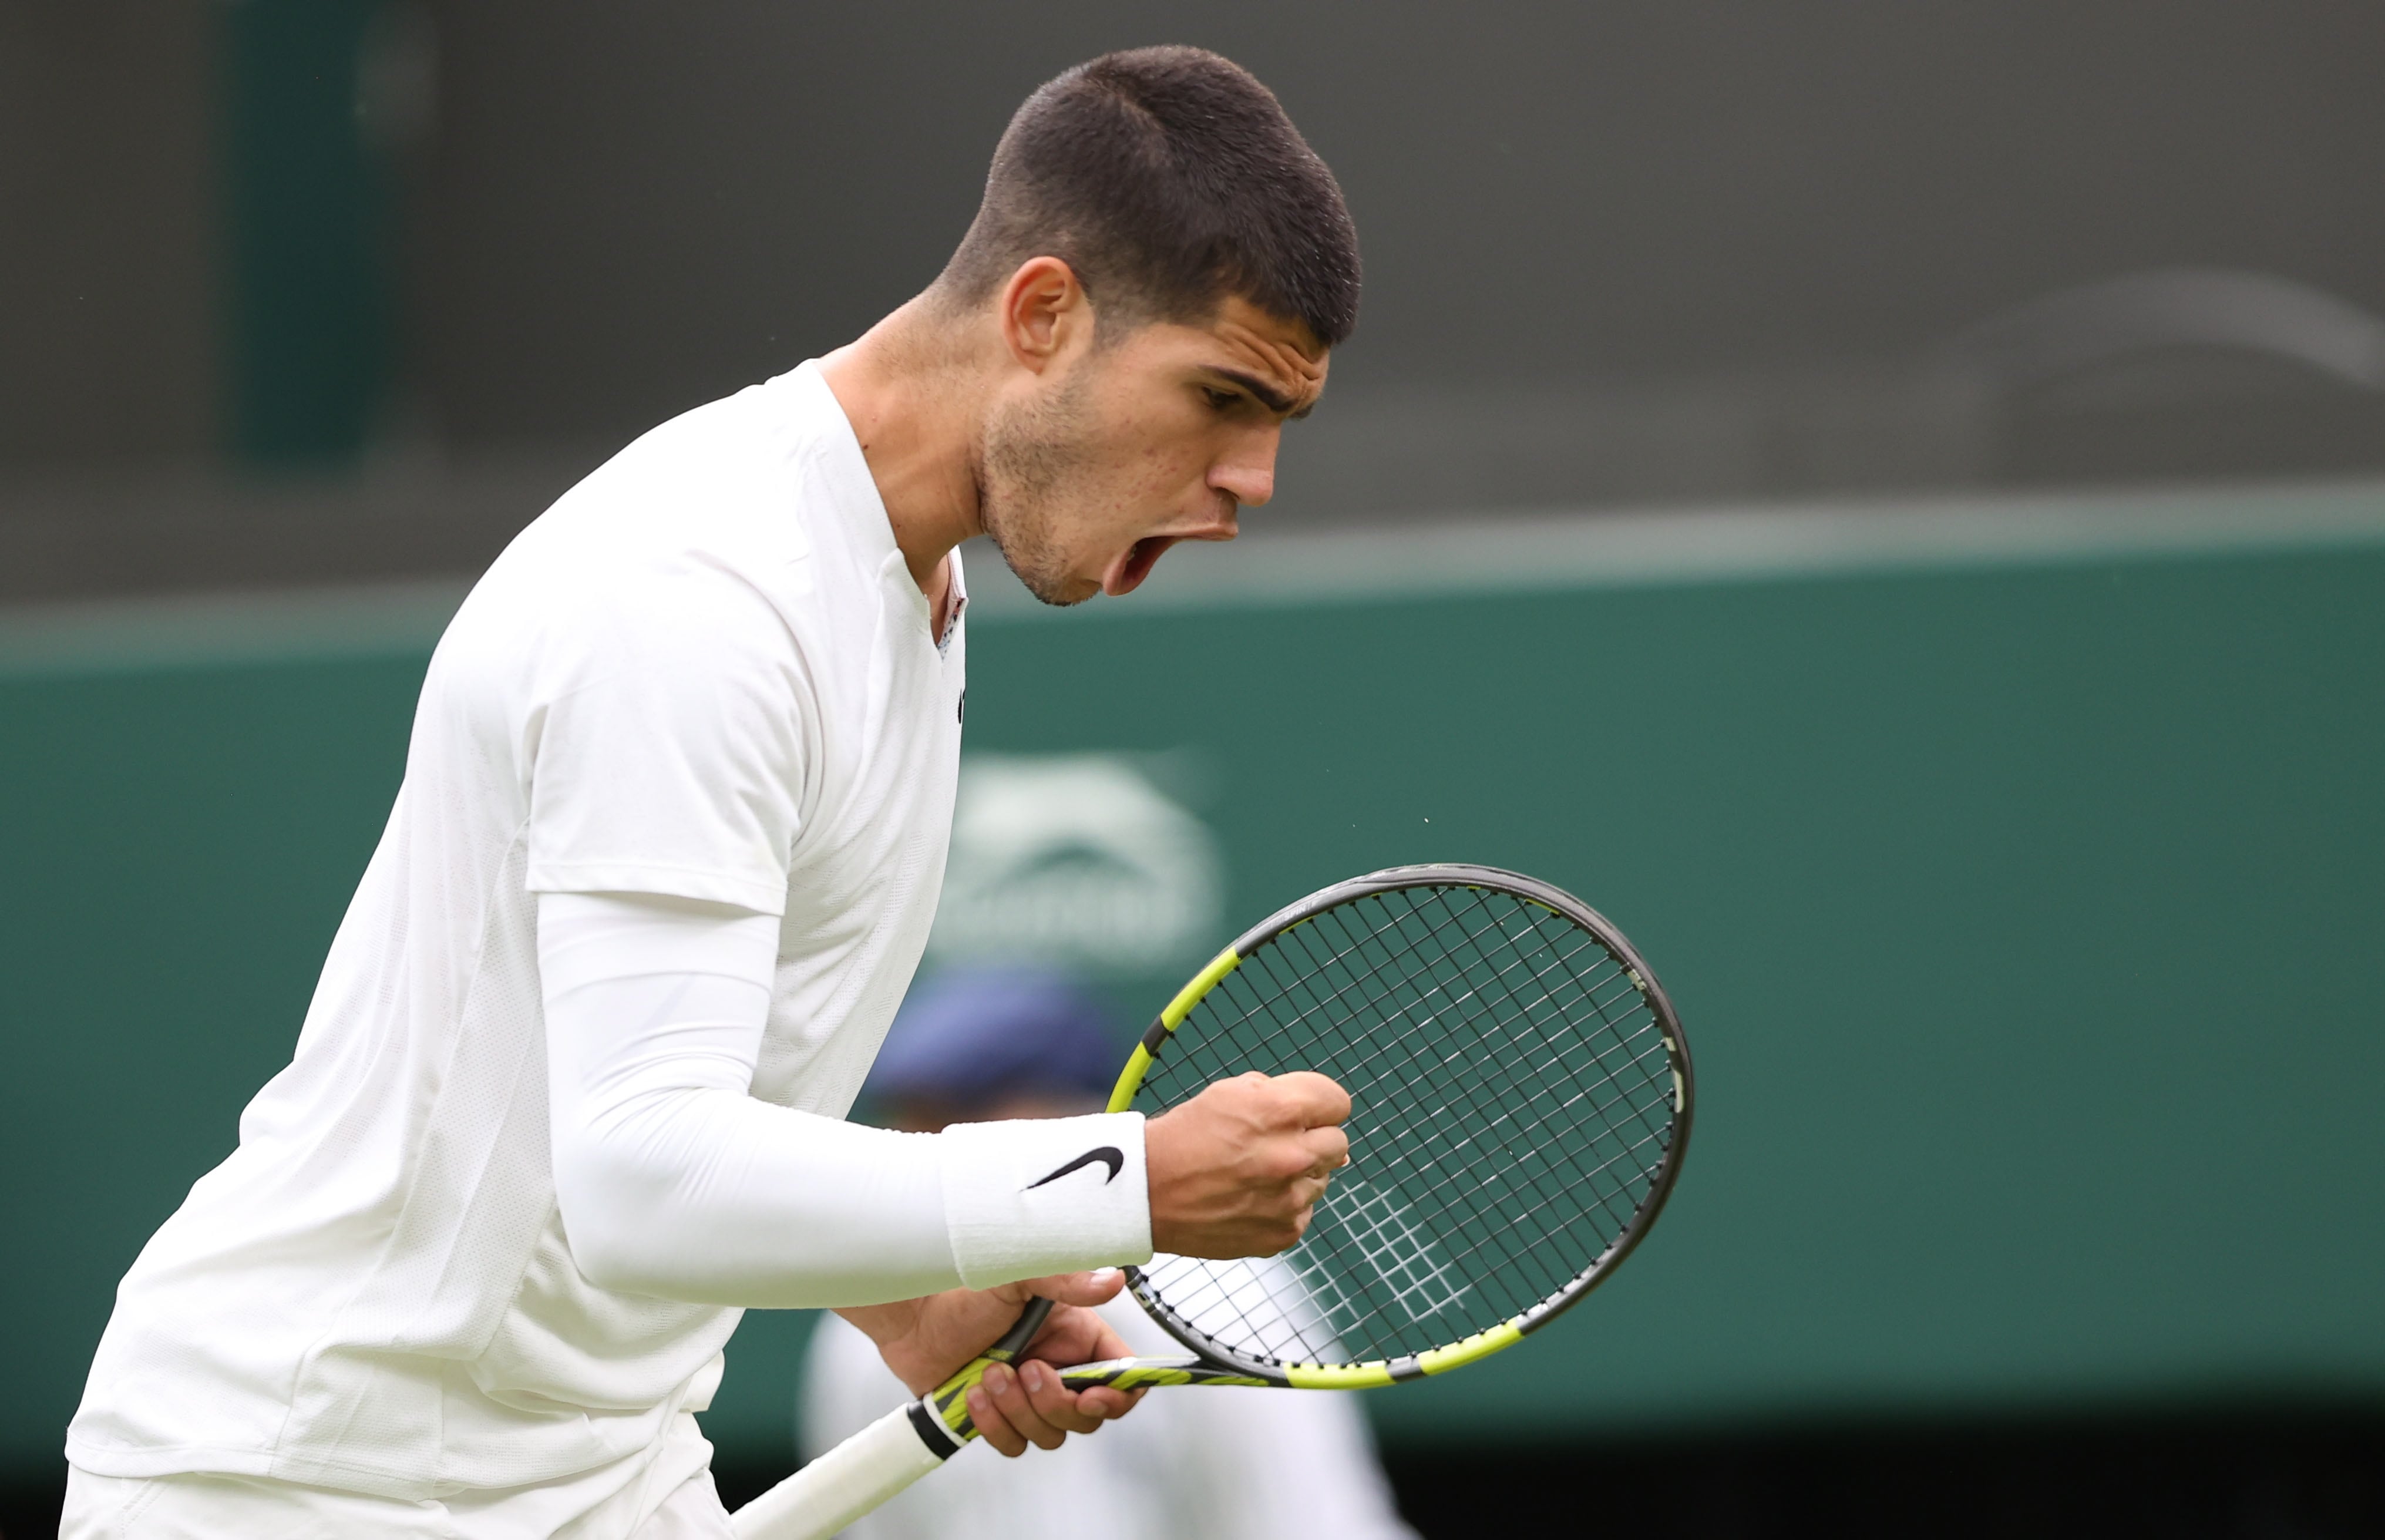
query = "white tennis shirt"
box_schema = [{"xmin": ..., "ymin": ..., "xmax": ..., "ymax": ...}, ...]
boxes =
[{"xmin": 68, "ymin": 362, "xmax": 1151, "ymax": 1500}]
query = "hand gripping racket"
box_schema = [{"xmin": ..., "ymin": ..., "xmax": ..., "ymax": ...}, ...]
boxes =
[{"xmin": 732, "ymin": 863, "xmax": 1694, "ymax": 1539}]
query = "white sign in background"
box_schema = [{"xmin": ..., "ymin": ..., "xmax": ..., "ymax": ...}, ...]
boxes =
[{"xmin": 927, "ymin": 753, "xmax": 1223, "ymax": 974}]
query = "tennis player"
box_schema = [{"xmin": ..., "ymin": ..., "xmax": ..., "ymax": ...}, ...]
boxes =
[{"xmin": 63, "ymin": 46, "xmax": 1359, "ymax": 1539}]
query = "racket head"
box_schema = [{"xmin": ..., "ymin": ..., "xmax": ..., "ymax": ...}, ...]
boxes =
[{"xmin": 1110, "ymin": 863, "xmax": 1693, "ymax": 1388}]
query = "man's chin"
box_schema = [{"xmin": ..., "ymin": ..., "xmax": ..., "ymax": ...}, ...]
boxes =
[
  {"xmin": 984, "ymin": 522, "xmax": 1096, "ymax": 606},
  {"xmin": 1040, "ymin": 579, "xmax": 1101, "ymax": 608},
  {"xmin": 1007, "ymin": 561, "xmax": 1100, "ymax": 608}
]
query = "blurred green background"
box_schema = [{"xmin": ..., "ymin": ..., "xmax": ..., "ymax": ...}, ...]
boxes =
[{"xmin": 8, "ymin": 500, "xmax": 2381, "ymax": 1481}]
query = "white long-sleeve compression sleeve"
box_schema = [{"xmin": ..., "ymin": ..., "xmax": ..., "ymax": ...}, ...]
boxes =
[{"xmin": 539, "ymin": 890, "xmax": 1152, "ymax": 1307}]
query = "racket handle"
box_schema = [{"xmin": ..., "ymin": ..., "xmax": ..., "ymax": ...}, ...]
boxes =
[
  {"xmin": 734, "ymin": 1297, "xmax": 1051, "ymax": 1536},
  {"xmin": 729, "ymin": 1400, "xmax": 950, "ymax": 1540}
]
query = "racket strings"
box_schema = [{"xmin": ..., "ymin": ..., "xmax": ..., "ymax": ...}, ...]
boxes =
[
  {"xmin": 1141, "ymin": 894, "xmax": 1660, "ymax": 1362},
  {"xmin": 1133, "ymin": 882, "xmax": 1679, "ymax": 1368},
  {"xmin": 1269, "ymin": 906, "xmax": 1651, "ymax": 1242},
  {"xmin": 1318, "ymin": 896, "xmax": 1672, "ymax": 1319}
]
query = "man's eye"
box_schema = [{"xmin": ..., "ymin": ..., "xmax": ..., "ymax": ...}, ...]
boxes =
[{"xmin": 1202, "ymin": 388, "xmax": 1239, "ymax": 411}]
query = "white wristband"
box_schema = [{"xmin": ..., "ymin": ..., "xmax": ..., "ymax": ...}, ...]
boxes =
[{"xmin": 937, "ymin": 1111, "xmax": 1153, "ymax": 1288}]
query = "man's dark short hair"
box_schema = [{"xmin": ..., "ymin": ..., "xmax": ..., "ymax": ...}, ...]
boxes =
[{"xmin": 936, "ymin": 46, "xmax": 1360, "ymax": 348}]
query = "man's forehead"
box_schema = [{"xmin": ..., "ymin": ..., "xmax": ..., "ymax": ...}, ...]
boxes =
[{"xmin": 1188, "ymin": 297, "xmax": 1329, "ymax": 410}]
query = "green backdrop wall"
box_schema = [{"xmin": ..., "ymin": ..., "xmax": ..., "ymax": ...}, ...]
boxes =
[{"xmin": 5, "ymin": 492, "xmax": 2383, "ymax": 1484}]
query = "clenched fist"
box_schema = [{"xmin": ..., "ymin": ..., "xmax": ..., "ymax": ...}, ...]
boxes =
[{"xmin": 1144, "ymin": 1070, "xmax": 1352, "ymax": 1257}]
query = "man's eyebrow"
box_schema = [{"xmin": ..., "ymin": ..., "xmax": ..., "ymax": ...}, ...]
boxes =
[{"xmin": 1206, "ymin": 368, "xmax": 1316, "ymax": 419}]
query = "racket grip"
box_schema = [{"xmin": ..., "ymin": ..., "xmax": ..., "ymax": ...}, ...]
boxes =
[{"xmin": 729, "ymin": 1400, "xmax": 950, "ymax": 1540}]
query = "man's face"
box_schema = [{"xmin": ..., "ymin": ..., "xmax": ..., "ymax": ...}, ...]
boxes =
[{"xmin": 977, "ymin": 294, "xmax": 1329, "ymax": 606}]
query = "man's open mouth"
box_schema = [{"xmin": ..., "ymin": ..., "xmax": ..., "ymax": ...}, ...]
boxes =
[{"xmin": 1106, "ymin": 535, "xmax": 1180, "ymax": 596}]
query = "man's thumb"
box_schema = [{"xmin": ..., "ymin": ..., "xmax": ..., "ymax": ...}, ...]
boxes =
[{"xmin": 1022, "ymin": 1267, "xmax": 1128, "ymax": 1306}]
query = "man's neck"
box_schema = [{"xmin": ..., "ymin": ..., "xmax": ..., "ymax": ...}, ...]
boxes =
[{"xmin": 819, "ymin": 298, "xmax": 988, "ymax": 598}]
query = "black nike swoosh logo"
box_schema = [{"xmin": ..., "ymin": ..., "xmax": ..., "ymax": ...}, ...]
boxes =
[{"xmin": 1024, "ymin": 1146, "xmax": 1125, "ymax": 1190}]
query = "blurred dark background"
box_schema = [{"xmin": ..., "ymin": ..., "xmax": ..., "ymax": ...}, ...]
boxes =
[
  {"xmin": 8, "ymin": 1, "xmax": 2385, "ymax": 600},
  {"xmin": 5, "ymin": 4, "xmax": 2384, "ymax": 1536}
]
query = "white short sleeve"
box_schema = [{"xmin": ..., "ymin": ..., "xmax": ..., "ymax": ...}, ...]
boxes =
[{"xmin": 524, "ymin": 567, "xmax": 809, "ymax": 914}]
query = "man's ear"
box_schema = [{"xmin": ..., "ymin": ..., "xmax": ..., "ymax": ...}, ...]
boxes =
[{"xmin": 997, "ymin": 256, "xmax": 1092, "ymax": 373}]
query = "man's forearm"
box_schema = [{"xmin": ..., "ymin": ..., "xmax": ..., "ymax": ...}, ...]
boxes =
[{"xmin": 539, "ymin": 890, "xmax": 1151, "ymax": 1306}]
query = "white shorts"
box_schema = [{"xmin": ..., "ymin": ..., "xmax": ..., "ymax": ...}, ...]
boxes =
[{"xmin": 60, "ymin": 1412, "xmax": 732, "ymax": 1540}]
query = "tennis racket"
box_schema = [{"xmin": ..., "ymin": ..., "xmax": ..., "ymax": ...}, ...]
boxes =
[{"xmin": 732, "ymin": 863, "xmax": 1693, "ymax": 1540}]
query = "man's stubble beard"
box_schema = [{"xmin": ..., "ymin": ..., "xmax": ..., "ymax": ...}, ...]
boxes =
[{"xmin": 977, "ymin": 366, "xmax": 1104, "ymax": 607}]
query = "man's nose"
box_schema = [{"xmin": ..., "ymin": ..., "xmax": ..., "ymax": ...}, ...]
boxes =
[{"xmin": 1210, "ymin": 426, "xmax": 1280, "ymax": 510}]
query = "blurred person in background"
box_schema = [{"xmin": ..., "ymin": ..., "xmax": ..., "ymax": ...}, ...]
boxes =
[{"xmin": 803, "ymin": 966, "xmax": 1418, "ymax": 1540}]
